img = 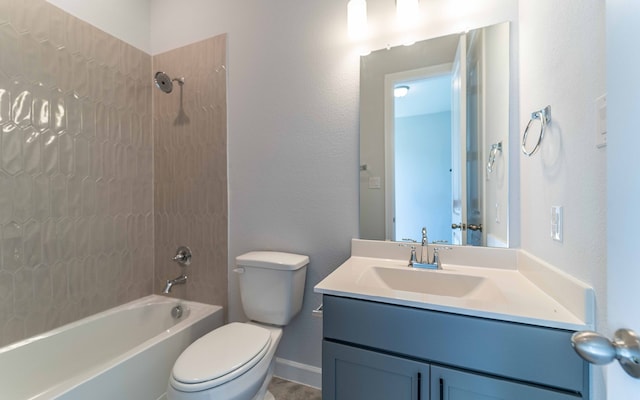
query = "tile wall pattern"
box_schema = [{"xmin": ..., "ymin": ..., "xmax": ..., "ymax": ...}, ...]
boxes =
[
  {"xmin": 153, "ymin": 36, "xmax": 228, "ymax": 312},
  {"xmin": 0, "ymin": 2, "xmax": 228, "ymax": 348},
  {"xmin": 0, "ymin": 1, "xmax": 155, "ymax": 347}
]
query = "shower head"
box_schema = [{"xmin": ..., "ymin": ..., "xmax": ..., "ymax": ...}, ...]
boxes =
[{"xmin": 154, "ymin": 71, "xmax": 184, "ymax": 94}]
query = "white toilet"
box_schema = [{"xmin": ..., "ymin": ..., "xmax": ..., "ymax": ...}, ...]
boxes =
[{"xmin": 167, "ymin": 251, "xmax": 309, "ymax": 400}]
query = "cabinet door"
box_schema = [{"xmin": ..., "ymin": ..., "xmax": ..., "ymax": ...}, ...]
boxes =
[
  {"xmin": 323, "ymin": 340, "xmax": 428, "ymax": 400},
  {"xmin": 431, "ymin": 366, "xmax": 581, "ymax": 400}
]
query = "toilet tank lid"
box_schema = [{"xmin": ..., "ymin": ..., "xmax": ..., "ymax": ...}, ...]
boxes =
[{"xmin": 236, "ymin": 251, "xmax": 309, "ymax": 270}]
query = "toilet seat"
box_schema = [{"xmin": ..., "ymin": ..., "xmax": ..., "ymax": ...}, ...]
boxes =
[{"xmin": 170, "ymin": 322, "xmax": 272, "ymax": 393}]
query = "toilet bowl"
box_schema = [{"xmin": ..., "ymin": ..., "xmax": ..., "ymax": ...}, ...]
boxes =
[
  {"xmin": 167, "ymin": 323, "xmax": 282, "ymax": 400},
  {"xmin": 167, "ymin": 251, "xmax": 308, "ymax": 400}
]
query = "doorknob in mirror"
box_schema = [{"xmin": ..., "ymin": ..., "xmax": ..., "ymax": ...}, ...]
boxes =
[
  {"xmin": 571, "ymin": 329, "xmax": 640, "ymax": 378},
  {"xmin": 467, "ymin": 224, "xmax": 483, "ymax": 232}
]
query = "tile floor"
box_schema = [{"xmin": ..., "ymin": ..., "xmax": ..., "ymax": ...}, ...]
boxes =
[{"xmin": 268, "ymin": 377, "xmax": 322, "ymax": 400}]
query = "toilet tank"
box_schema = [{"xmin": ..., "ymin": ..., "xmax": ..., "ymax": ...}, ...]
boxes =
[{"xmin": 235, "ymin": 251, "xmax": 309, "ymax": 326}]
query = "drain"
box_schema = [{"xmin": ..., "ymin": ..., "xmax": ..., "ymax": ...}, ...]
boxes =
[{"xmin": 171, "ymin": 305, "xmax": 183, "ymax": 319}]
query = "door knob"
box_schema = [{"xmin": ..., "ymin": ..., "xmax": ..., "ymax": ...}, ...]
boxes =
[
  {"xmin": 467, "ymin": 224, "xmax": 483, "ymax": 232},
  {"xmin": 571, "ymin": 329, "xmax": 640, "ymax": 378},
  {"xmin": 451, "ymin": 223, "xmax": 465, "ymax": 230}
]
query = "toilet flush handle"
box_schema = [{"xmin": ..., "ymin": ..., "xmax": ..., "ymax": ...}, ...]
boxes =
[{"xmin": 233, "ymin": 267, "xmax": 245, "ymax": 274}]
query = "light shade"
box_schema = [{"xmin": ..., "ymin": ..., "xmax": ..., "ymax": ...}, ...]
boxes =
[
  {"xmin": 396, "ymin": 0, "xmax": 419, "ymax": 26},
  {"xmin": 394, "ymin": 85, "xmax": 410, "ymax": 98},
  {"xmin": 348, "ymin": 0, "xmax": 368, "ymax": 40}
]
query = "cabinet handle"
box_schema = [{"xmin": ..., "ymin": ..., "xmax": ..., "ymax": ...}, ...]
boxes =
[
  {"xmin": 417, "ymin": 372, "xmax": 421, "ymax": 400},
  {"xmin": 439, "ymin": 378, "xmax": 444, "ymax": 400}
]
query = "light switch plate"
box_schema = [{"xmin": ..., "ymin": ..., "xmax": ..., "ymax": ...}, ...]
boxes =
[{"xmin": 551, "ymin": 205, "xmax": 563, "ymax": 242}]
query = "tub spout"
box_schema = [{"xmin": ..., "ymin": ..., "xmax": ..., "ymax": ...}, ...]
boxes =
[{"xmin": 163, "ymin": 274, "xmax": 187, "ymax": 294}]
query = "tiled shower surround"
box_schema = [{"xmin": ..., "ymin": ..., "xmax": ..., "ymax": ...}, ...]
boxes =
[
  {"xmin": 153, "ymin": 37, "xmax": 228, "ymax": 309},
  {"xmin": 0, "ymin": 1, "xmax": 228, "ymax": 347}
]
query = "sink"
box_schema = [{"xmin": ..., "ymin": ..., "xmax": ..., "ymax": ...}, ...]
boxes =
[
  {"xmin": 357, "ymin": 266, "xmax": 485, "ymax": 298},
  {"xmin": 314, "ymin": 240, "xmax": 594, "ymax": 330}
]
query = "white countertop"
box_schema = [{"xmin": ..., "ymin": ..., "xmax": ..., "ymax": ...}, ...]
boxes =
[{"xmin": 314, "ymin": 240, "xmax": 594, "ymax": 331}]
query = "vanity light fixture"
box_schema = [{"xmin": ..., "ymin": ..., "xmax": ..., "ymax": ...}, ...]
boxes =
[
  {"xmin": 394, "ymin": 85, "xmax": 410, "ymax": 98},
  {"xmin": 347, "ymin": 0, "xmax": 368, "ymax": 40}
]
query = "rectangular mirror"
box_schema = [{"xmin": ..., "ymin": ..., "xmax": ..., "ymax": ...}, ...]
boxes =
[{"xmin": 359, "ymin": 22, "xmax": 510, "ymax": 247}]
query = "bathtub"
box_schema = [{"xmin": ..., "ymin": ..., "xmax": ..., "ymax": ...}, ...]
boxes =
[{"xmin": 0, "ymin": 295, "xmax": 223, "ymax": 400}]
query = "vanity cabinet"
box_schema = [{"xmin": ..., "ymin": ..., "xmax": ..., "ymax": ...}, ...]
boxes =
[
  {"xmin": 323, "ymin": 340, "xmax": 427, "ymax": 400},
  {"xmin": 322, "ymin": 295, "xmax": 588, "ymax": 400},
  {"xmin": 431, "ymin": 366, "xmax": 578, "ymax": 400}
]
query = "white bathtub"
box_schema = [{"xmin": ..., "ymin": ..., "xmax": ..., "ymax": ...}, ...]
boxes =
[{"xmin": 0, "ymin": 295, "xmax": 223, "ymax": 400}]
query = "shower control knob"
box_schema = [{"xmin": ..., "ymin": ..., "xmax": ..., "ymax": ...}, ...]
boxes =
[{"xmin": 173, "ymin": 246, "xmax": 192, "ymax": 266}]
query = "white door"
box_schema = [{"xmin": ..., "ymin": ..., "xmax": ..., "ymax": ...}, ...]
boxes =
[
  {"xmin": 465, "ymin": 31, "xmax": 484, "ymax": 247},
  {"xmin": 451, "ymin": 34, "xmax": 467, "ymax": 245},
  {"xmin": 607, "ymin": 0, "xmax": 640, "ymax": 396}
]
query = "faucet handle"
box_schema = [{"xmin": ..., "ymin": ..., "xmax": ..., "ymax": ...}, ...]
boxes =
[
  {"xmin": 173, "ymin": 246, "xmax": 192, "ymax": 266},
  {"xmin": 408, "ymin": 246, "xmax": 418, "ymax": 267},
  {"xmin": 432, "ymin": 246, "xmax": 452, "ymax": 268},
  {"xmin": 432, "ymin": 248, "xmax": 440, "ymax": 266}
]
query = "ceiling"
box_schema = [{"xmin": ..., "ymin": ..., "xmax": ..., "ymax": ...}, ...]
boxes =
[{"xmin": 394, "ymin": 73, "xmax": 452, "ymax": 118}]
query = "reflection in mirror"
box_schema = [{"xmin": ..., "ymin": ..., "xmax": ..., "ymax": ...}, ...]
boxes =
[{"xmin": 359, "ymin": 22, "xmax": 510, "ymax": 247}]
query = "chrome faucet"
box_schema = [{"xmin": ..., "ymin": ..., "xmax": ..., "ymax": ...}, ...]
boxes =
[
  {"xmin": 163, "ymin": 273, "xmax": 187, "ymax": 293},
  {"xmin": 164, "ymin": 246, "xmax": 191, "ymax": 294},
  {"xmin": 406, "ymin": 227, "xmax": 446, "ymax": 269},
  {"xmin": 403, "ymin": 228, "xmax": 432, "ymax": 267},
  {"xmin": 420, "ymin": 227, "xmax": 428, "ymax": 263}
]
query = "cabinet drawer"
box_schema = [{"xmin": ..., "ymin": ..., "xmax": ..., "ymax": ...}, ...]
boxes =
[{"xmin": 323, "ymin": 295, "xmax": 588, "ymax": 395}]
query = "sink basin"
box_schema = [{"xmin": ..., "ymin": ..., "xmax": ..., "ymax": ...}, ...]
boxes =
[{"xmin": 357, "ymin": 266, "xmax": 485, "ymax": 298}]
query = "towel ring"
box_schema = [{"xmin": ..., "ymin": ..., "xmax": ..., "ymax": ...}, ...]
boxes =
[{"xmin": 522, "ymin": 105, "xmax": 551, "ymax": 156}]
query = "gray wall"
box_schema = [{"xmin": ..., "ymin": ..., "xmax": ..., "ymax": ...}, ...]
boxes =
[{"xmin": 519, "ymin": 1, "xmax": 606, "ymax": 397}]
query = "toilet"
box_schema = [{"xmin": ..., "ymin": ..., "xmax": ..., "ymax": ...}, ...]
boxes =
[{"xmin": 167, "ymin": 251, "xmax": 309, "ymax": 400}]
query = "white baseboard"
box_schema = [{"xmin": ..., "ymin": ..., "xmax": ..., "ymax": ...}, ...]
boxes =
[{"xmin": 273, "ymin": 357, "xmax": 322, "ymax": 390}]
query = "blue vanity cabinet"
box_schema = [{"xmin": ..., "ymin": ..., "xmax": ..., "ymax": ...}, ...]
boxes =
[
  {"xmin": 323, "ymin": 340, "xmax": 428, "ymax": 400},
  {"xmin": 431, "ymin": 366, "xmax": 579, "ymax": 400},
  {"xmin": 322, "ymin": 295, "xmax": 589, "ymax": 400}
]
